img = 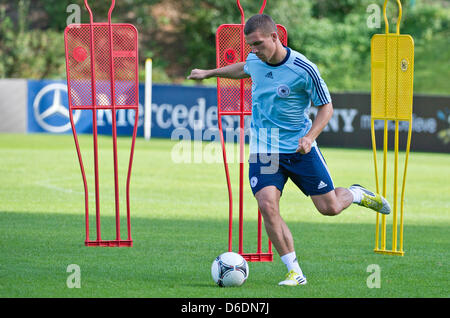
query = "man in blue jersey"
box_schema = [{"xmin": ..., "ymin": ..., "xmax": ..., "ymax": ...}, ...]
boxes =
[{"xmin": 188, "ymin": 14, "xmax": 391, "ymax": 286}]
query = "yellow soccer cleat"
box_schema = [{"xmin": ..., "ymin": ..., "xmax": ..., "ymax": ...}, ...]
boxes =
[
  {"xmin": 278, "ymin": 270, "xmax": 307, "ymax": 286},
  {"xmin": 350, "ymin": 184, "xmax": 391, "ymax": 215}
]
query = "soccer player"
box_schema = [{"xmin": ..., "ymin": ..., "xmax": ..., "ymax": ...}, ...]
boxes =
[{"xmin": 187, "ymin": 14, "xmax": 391, "ymax": 286}]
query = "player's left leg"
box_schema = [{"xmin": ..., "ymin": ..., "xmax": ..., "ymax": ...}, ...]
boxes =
[
  {"xmin": 310, "ymin": 187, "xmax": 353, "ymax": 216},
  {"xmin": 287, "ymin": 145, "xmax": 391, "ymax": 216},
  {"xmin": 348, "ymin": 184, "xmax": 391, "ymax": 214},
  {"xmin": 311, "ymin": 185, "xmax": 391, "ymax": 216}
]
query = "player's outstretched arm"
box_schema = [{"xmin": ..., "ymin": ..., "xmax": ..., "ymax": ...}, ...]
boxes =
[{"xmin": 187, "ymin": 62, "xmax": 249, "ymax": 80}]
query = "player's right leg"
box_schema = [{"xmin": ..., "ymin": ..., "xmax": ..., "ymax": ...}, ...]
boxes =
[
  {"xmin": 254, "ymin": 186, "xmax": 307, "ymax": 286},
  {"xmin": 249, "ymin": 153, "xmax": 306, "ymax": 286},
  {"xmin": 254, "ymin": 186, "xmax": 292, "ymax": 256}
]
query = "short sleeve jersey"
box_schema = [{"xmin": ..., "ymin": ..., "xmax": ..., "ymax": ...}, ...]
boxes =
[{"xmin": 243, "ymin": 47, "xmax": 331, "ymax": 154}]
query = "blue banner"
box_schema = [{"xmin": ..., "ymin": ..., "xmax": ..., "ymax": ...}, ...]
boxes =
[
  {"xmin": 26, "ymin": 79, "xmax": 449, "ymax": 152},
  {"xmin": 27, "ymin": 79, "xmax": 247, "ymax": 142},
  {"xmin": 30, "ymin": 80, "xmax": 217, "ymax": 131},
  {"xmin": 28, "ymin": 80, "xmax": 93, "ymax": 134}
]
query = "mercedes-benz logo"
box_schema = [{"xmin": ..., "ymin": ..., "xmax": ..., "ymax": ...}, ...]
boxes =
[{"xmin": 33, "ymin": 83, "xmax": 81, "ymax": 133}]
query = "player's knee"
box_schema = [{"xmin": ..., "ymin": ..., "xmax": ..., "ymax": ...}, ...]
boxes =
[
  {"xmin": 258, "ymin": 198, "xmax": 279, "ymax": 220},
  {"xmin": 317, "ymin": 204, "xmax": 342, "ymax": 216}
]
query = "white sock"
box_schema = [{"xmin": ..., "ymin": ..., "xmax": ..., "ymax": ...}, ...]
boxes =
[
  {"xmin": 280, "ymin": 251, "xmax": 303, "ymax": 276},
  {"xmin": 348, "ymin": 186, "xmax": 362, "ymax": 204}
]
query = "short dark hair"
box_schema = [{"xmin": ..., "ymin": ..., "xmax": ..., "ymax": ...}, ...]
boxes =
[{"xmin": 244, "ymin": 14, "xmax": 277, "ymax": 36}]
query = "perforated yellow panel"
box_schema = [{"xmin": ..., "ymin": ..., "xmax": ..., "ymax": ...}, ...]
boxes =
[
  {"xmin": 371, "ymin": 0, "xmax": 415, "ymax": 257},
  {"xmin": 371, "ymin": 34, "xmax": 414, "ymax": 121}
]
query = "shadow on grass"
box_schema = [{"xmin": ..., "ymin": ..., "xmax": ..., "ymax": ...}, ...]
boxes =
[{"xmin": 0, "ymin": 211, "xmax": 448, "ymax": 297}]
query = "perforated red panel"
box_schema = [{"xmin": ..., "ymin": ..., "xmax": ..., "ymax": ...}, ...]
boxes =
[
  {"xmin": 216, "ymin": 24, "xmax": 287, "ymax": 115},
  {"xmin": 65, "ymin": 23, "xmax": 138, "ymax": 109}
]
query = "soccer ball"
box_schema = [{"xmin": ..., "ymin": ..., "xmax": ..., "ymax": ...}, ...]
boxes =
[{"xmin": 211, "ymin": 252, "xmax": 249, "ymax": 287}]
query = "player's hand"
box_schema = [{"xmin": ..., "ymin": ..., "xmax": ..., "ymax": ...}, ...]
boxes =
[
  {"xmin": 187, "ymin": 69, "xmax": 211, "ymax": 80},
  {"xmin": 296, "ymin": 136, "xmax": 313, "ymax": 154}
]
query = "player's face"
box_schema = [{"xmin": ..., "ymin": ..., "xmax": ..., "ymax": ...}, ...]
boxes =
[{"xmin": 245, "ymin": 30, "xmax": 277, "ymax": 62}]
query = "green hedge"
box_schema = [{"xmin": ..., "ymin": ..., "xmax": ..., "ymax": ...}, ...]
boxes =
[{"xmin": 0, "ymin": 0, "xmax": 448, "ymax": 94}]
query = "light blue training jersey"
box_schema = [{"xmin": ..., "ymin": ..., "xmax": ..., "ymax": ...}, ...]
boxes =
[{"xmin": 243, "ymin": 47, "xmax": 332, "ymax": 154}]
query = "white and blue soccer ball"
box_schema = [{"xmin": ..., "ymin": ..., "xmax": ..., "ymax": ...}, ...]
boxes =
[{"xmin": 211, "ymin": 252, "xmax": 249, "ymax": 287}]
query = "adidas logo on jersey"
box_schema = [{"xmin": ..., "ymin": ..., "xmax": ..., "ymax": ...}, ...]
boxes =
[
  {"xmin": 317, "ymin": 181, "xmax": 327, "ymax": 189},
  {"xmin": 265, "ymin": 71, "xmax": 273, "ymax": 79}
]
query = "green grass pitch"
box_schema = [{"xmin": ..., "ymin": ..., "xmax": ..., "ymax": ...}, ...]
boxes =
[{"xmin": 0, "ymin": 133, "xmax": 448, "ymax": 298}]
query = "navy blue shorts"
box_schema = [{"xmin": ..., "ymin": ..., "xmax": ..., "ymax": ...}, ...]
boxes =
[{"xmin": 248, "ymin": 145, "xmax": 335, "ymax": 196}]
